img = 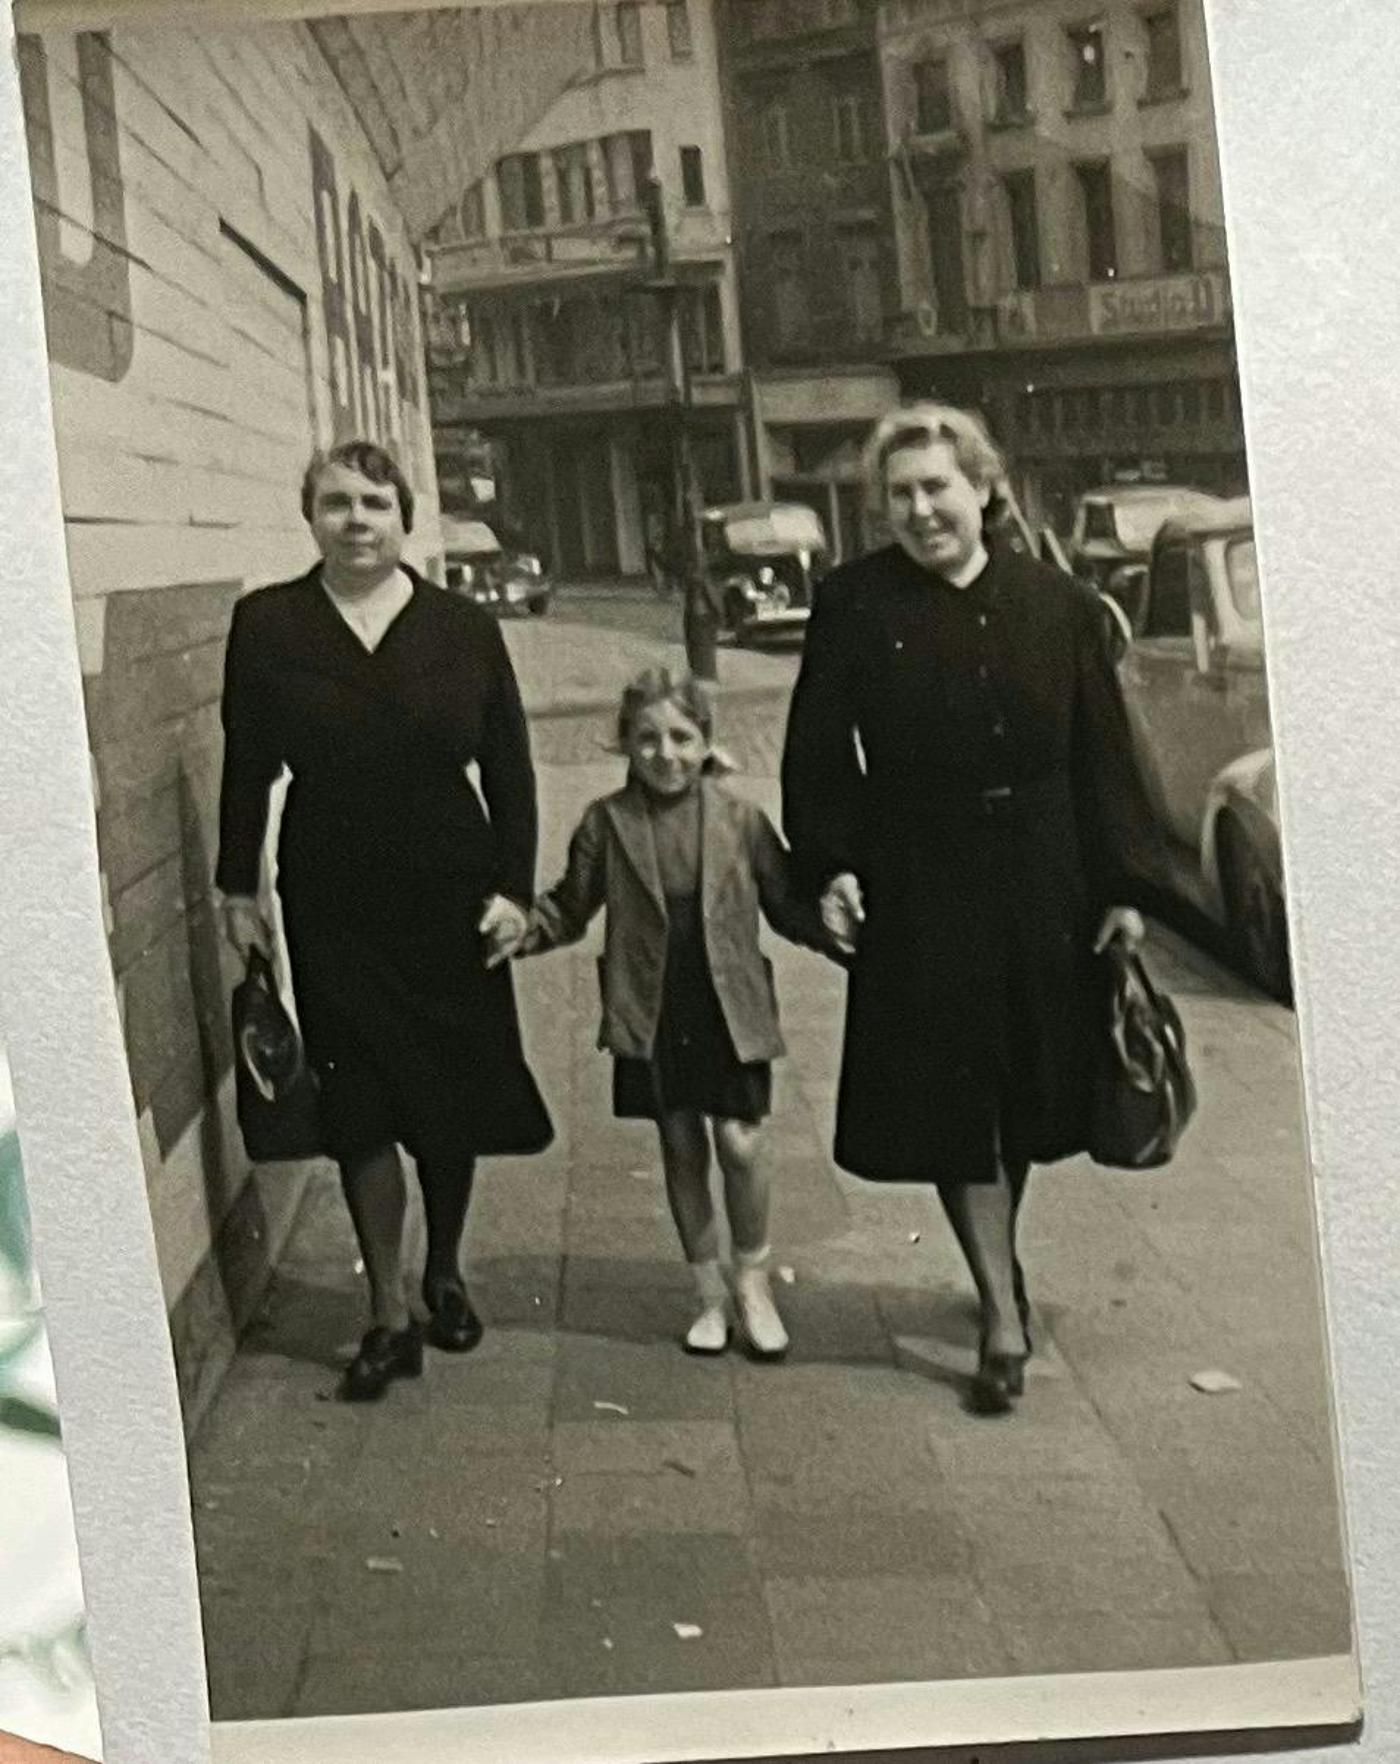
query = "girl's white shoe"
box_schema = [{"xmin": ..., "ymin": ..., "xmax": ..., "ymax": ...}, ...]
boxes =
[
  {"xmin": 684, "ymin": 1259, "xmax": 730, "ymax": 1355},
  {"xmin": 734, "ymin": 1249, "xmax": 789, "ymax": 1360}
]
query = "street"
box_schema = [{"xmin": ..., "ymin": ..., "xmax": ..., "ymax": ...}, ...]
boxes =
[{"xmin": 189, "ymin": 589, "xmax": 1350, "ymax": 1720}]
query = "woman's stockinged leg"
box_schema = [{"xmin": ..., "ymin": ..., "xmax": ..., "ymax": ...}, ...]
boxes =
[
  {"xmin": 713, "ymin": 1119, "xmax": 769, "ymax": 1257},
  {"xmin": 339, "ymin": 1144, "xmax": 410, "ymax": 1332},
  {"xmin": 937, "ymin": 1157, "xmax": 1028, "ymax": 1359},
  {"xmin": 657, "ymin": 1108, "xmax": 718, "ymax": 1263},
  {"xmin": 416, "ymin": 1157, "xmax": 477, "ymax": 1295}
]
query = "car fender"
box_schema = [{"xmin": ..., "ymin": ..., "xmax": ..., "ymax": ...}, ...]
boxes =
[{"xmin": 1201, "ymin": 747, "xmax": 1278, "ymax": 917}]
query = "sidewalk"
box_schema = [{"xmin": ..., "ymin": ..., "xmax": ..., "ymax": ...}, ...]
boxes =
[{"xmin": 189, "ymin": 734, "xmax": 1352, "ymax": 1720}]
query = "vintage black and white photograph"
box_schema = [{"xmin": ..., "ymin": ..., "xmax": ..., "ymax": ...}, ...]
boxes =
[{"xmin": 14, "ymin": 0, "xmax": 1358, "ymax": 1743}]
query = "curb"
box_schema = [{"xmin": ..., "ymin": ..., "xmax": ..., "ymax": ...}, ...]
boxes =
[{"xmin": 524, "ymin": 681, "xmax": 793, "ymax": 723}]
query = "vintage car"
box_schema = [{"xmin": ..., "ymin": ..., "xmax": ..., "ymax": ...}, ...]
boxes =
[
  {"xmin": 700, "ymin": 501, "xmax": 829, "ymax": 646},
  {"xmin": 441, "ymin": 514, "xmax": 552, "ymax": 617},
  {"xmin": 1070, "ymin": 483, "xmax": 1228, "ymax": 620},
  {"xmin": 1111, "ymin": 496, "xmax": 1290, "ymax": 999}
]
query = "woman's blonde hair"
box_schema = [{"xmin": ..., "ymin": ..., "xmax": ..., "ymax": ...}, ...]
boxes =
[
  {"xmin": 860, "ymin": 400, "xmax": 1008, "ymax": 516},
  {"xmin": 611, "ymin": 666, "xmax": 734, "ymax": 774}
]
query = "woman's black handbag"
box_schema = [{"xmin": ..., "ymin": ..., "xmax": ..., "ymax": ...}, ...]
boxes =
[
  {"xmin": 1088, "ymin": 944, "xmax": 1197, "ymax": 1170},
  {"xmin": 232, "ymin": 949, "xmax": 322, "ymax": 1163}
]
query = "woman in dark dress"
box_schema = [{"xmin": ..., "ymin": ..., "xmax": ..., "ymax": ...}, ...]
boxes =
[
  {"xmin": 217, "ymin": 440, "xmax": 551, "ymax": 1401},
  {"xmin": 780, "ymin": 403, "xmax": 1163, "ymax": 1415}
]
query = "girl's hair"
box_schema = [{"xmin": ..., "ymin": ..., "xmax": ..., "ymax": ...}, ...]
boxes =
[
  {"xmin": 860, "ymin": 400, "xmax": 1008, "ymax": 517},
  {"xmin": 614, "ymin": 666, "xmax": 732, "ymax": 774},
  {"xmin": 301, "ymin": 439, "xmax": 415, "ymax": 533}
]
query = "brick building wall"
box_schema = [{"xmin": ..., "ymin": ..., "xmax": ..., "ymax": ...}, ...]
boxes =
[{"xmin": 16, "ymin": 16, "xmax": 588, "ymax": 1428}]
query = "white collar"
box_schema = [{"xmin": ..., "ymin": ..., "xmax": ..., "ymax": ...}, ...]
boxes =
[{"xmin": 941, "ymin": 543, "xmax": 990, "ymax": 590}]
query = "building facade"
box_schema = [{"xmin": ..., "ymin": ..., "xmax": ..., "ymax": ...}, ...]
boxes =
[
  {"xmin": 878, "ymin": 0, "xmax": 1246, "ymax": 533},
  {"xmin": 426, "ymin": 0, "xmax": 747, "ymax": 581},
  {"xmin": 18, "ymin": 11, "xmax": 588, "ymax": 1423},
  {"xmin": 714, "ymin": 0, "xmax": 900, "ymax": 561}
]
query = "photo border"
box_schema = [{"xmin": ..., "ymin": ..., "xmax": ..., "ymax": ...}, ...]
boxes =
[{"xmin": 0, "ymin": 0, "xmax": 1394, "ymax": 1759}]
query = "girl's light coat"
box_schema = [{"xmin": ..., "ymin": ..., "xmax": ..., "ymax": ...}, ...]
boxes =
[{"xmin": 530, "ymin": 777, "xmax": 829, "ymax": 1062}]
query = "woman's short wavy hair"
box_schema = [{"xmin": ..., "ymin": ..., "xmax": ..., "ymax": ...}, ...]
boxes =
[
  {"xmin": 301, "ymin": 439, "xmax": 415, "ymax": 534},
  {"xmin": 860, "ymin": 401, "xmax": 1008, "ymax": 516}
]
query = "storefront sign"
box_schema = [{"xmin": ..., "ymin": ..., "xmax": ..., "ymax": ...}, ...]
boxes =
[{"xmin": 1090, "ymin": 270, "xmax": 1231, "ymax": 338}]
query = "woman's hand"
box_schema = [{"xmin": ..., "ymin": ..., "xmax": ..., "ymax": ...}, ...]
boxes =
[
  {"xmin": 1094, "ymin": 906, "xmax": 1146, "ymax": 955},
  {"xmin": 221, "ymin": 895, "xmax": 274, "ymax": 963},
  {"xmin": 480, "ymin": 895, "xmax": 529, "ymax": 969},
  {"xmin": 820, "ymin": 872, "xmax": 865, "ymax": 957}
]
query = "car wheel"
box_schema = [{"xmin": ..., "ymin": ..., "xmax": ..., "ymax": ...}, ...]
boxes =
[
  {"xmin": 1218, "ymin": 817, "xmax": 1292, "ymax": 1004},
  {"xmin": 528, "ymin": 596, "xmax": 549, "ymax": 617},
  {"xmin": 723, "ymin": 589, "xmax": 750, "ymax": 642}
]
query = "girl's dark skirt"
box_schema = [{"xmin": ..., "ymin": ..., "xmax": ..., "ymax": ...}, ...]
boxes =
[
  {"xmin": 613, "ymin": 890, "xmax": 771, "ymax": 1124},
  {"xmin": 282, "ymin": 893, "xmax": 553, "ymax": 1171}
]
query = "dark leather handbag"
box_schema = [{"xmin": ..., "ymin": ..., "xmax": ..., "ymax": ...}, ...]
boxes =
[
  {"xmin": 232, "ymin": 950, "xmax": 322, "ymax": 1163},
  {"xmin": 1088, "ymin": 944, "xmax": 1197, "ymax": 1170}
]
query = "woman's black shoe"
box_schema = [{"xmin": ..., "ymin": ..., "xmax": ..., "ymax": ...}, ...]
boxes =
[
  {"xmin": 968, "ymin": 1332, "xmax": 1028, "ymax": 1417},
  {"xmin": 339, "ymin": 1322, "xmax": 423, "ymax": 1402},
  {"xmin": 422, "ymin": 1277, "xmax": 484, "ymax": 1353}
]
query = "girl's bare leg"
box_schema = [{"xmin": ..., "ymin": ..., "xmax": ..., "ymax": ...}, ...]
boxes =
[
  {"xmin": 714, "ymin": 1117, "xmax": 788, "ymax": 1359},
  {"xmin": 657, "ymin": 1109, "xmax": 728, "ymax": 1351}
]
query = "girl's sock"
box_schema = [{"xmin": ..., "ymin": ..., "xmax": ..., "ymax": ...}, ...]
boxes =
[
  {"xmin": 734, "ymin": 1245, "xmax": 789, "ymax": 1359},
  {"xmin": 684, "ymin": 1258, "xmax": 730, "ymax": 1354}
]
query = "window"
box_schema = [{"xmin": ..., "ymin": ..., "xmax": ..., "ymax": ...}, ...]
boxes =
[
  {"xmin": 1226, "ymin": 537, "xmax": 1259, "ymax": 621},
  {"xmin": 1143, "ymin": 543, "xmax": 1191, "ymax": 637},
  {"xmin": 1004, "ymin": 170, "xmax": 1041, "ymax": 290},
  {"xmin": 924, "ymin": 181, "xmax": 968, "ymax": 333},
  {"xmin": 1143, "ymin": 5, "xmax": 1183, "ymax": 99},
  {"xmin": 459, "ymin": 180, "xmax": 485, "ymax": 239},
  {"xmin": 665, "ymin": 0, "xmax": 693, "ymax": 58},
  {"xmin": 1075, "ymin": 159, "xmax": 1117, "ymax": 280},
  {"xmin": 616, "ymin": 1, "xmax": 644, "ymax": 65},
  {"xmin": 762, "ymin": 101, "xmax": 792, "ymax": 170},
  {"xmin": 832, "ymin": 91, "xmax": 868, "ymax": 162},
  {"xmin": 1150, "ymin": 146, "xmax": 1192, "ymax": 271},
  {"xmin": 681, "ymin": 282, "xmax": 725, "ymax": 373},
  {"xmin": 913, "ymin": 58, "xmax": 952, "ymax": 134},
  {"xmin": 770, "ymin": 231, "xmax": 808, "ymax": 349},
  {"xmin": 498, "ymin": 153, "xmax": 545, "ymax": 230},
  {"xmin": 839, "ymin": 224, "xmax": 883, "ymax": 342},
  {"xmin": 1067, "ymin": 23, "xmax": 1108, "ymax": 109},
  {"xmin": 680, "ymin": 145, "xmax": 706, "ymax": 208},
  {"xmin": 628, "ymin": 130, "xmax": 654, "ymax": 203},
  {"xmin": 991, "ymin": 39, "xmax": 1029, "ymax": 121},
  {"xmin": 553, "ymin": 144, "xmax": 596, "ymax": 227}
]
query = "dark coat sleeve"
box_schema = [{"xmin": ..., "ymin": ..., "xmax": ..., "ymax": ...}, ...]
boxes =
[
  {"xmin": 779, "ymin": 574, "xmax": 865, "ymax": 895},
  {"xmin": 476, "ymin": 615, "xmax": 539, "ymax": 907},
  {"xmin": 215, "ymin": 595, "xmax": 284, "ymax": 897},
  {"xmin": 528, "ymin": 802, "xmax": 607, "ymax": 952},
  {"xmin": 748, "ymin": 805, "xmax": 844, "ymax": 960},
  {"xmin": 1070, "ymin": 586, "xmax": 1170, "ymax": 915}
]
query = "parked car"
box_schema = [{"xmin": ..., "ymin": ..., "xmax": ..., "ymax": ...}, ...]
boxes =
[
  {"xmin": 700, "ymin": 501, "xmax": 829, "ymax": 646},
  {"xmin": 1070, "ymin": 483, "xmax": 1229, "ymax": 625},
  {"xmin": 441, "ymin": 514, "xmax": 552, "ymax": 617},
  {"xmin": 1111, "ymin": 496, "xmax": 1290, "ymax": 1000}
]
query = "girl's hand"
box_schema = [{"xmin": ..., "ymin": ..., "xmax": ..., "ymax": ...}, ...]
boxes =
[
  {"xmin": 480, "ymin": 894, "xmax": 529, "ymax": 969},
  {"xmin": 1094, "ymin": 906, "xmax": 1146, "ymax": 955},
  {"xmin": 222, "ymin": 895, "xmax": 274, "ymax": 963},
  {"xmin": 820, "ymin": 872, "xmax": 865, "ymax": 956}
]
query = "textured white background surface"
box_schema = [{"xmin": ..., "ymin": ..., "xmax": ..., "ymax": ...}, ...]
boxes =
[{"xmin": 0, "ymin": 0, "xmax": 1397, "ymax": 1760}]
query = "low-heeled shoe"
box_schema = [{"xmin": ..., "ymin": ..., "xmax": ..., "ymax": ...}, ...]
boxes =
[{"xmin": 339, "ymin": 1322, "xmax": 423, "ymax": 1402}]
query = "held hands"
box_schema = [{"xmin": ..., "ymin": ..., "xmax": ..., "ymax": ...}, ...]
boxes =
[
  {"xmin": 221, "ymin": 895, "xmax": 275, "ymax": 963},
  {"xmin": 1094, "ymin": 906, "xmax": 1146, "ymax": 955},
  {"xmin": 820, "ymin": 872, "xmax": 866, "ymax": 957},
  {"xmin": 480, "ymin": 894, "xmax": 530, "ymax": 969}
]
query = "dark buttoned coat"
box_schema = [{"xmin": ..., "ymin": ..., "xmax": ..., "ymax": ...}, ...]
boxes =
[{"xmin": 780, "ymin": 539, "xmax": 1164, "ymax": 1184}]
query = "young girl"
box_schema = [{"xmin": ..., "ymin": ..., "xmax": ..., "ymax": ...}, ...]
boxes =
[{"xmin": 519, "ymin": 668, "xmax": 831, "ymax": 1358}]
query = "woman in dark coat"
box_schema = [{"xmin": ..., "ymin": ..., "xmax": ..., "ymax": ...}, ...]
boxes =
[
  {"xmin": 217, "ymin": 440, "xmax": 551, "ymax": 1401},
  {"xmin": 780, "ymin": 402, "xmax": 1163, "ymax": 1415}
]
